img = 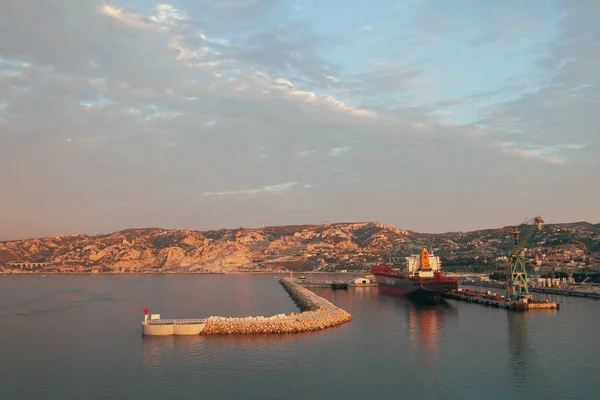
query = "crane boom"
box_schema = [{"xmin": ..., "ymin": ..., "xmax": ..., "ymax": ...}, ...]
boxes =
[{"xmin": 511, "ymin": 216, "xmax": 544, "ymax": 256}]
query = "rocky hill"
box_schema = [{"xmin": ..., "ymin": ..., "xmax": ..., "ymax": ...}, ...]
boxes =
[{"xmin": 0, "ymin": 221, "xmax": 598, "ymax": 273}]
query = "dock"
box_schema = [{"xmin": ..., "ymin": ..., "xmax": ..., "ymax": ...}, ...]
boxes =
[
  {"xmin": 141, "ymin": 278, "xmax": 352, "ymax": 336},
  {"xmin": 531, "ymin": 286, "xmax": 600, "ymax": 299},
  {"xmin": 463, "ymin": 281, "xmax": 600, "ymax": 300},
  {"xmin": 443, "ymin": 288, "xmax": 559, "ymax": 311}
]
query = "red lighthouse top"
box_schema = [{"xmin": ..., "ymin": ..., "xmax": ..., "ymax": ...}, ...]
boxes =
[{"xmin": 143, "ymin": 307, "xmax": 149, "ymax": 315}]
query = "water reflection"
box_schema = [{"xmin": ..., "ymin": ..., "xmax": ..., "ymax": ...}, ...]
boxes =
[
  {"xmin": 375, "ymin": 292, "xmax": 455, "ymax": 366},
  {"xmin": 507, "ymin": 312, "xmax": 530, "ymax": 385},
  {"xmin": 140, "ymin": 330, "xmax": 338, "ymax": 390},
  {"xmin": 4, "ymin": 275, "xmax": 599, "ymax": 399},
  {"xmin": 406, "ymin": 300, "xmax": 453, "ymax": 365},
  {"xmin": 141, "ymin": 331, "xmax": 320, "ymax": 356},
  {"xmin": 140, "ymin": 329, "xmax": 332, "ymax": 373}
]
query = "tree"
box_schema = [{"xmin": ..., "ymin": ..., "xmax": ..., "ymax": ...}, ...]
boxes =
[{"xmin": 489, "ymin": 271, "xmax": 507, "ymax": 281}]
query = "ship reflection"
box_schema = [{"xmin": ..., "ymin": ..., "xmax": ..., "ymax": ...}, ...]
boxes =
[{"xmin": 406, "ymin": 299, "xmax": 453, "ymax": 365}]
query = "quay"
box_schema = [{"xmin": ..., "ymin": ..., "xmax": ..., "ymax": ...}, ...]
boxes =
[
  {"xmin": 532, "ymin": 286, "xmax": 600, "ymax": 299},
  {"xmin": 465, "ymin": 281, "xmax": 600, "ymax": 300},
  {"xmin": 443, "ymin": 288, "xmax": 559, "ymax": 311},
  {"xmin": 141, "ymin": 278, "xmax": 352, "ymax": 336}
]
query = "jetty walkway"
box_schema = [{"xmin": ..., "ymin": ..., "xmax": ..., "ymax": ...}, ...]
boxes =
[{"xmin": 142, "ymin": 278, "xmax": 352, "ymax": 336}]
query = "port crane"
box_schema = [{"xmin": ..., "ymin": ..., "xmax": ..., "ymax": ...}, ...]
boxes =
[{"xmin": 506, "ymin": 216, "xmax": 544, "ymax": 299}]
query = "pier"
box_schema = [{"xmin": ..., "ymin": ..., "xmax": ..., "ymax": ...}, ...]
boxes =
[
  {"xmin": 141, "ymin": 278, "xmax": 352, "ymax": 336},
  {"xmin": 531, "ymin": 286, "xmax": 600, "ymax": 299},
  {"xmin": 464, "ymin": 281, "xmax": 600, "ymax": 300},
  {"xmin": 443, "ymin": 288, "xmax": 559, "ymax": 311}
]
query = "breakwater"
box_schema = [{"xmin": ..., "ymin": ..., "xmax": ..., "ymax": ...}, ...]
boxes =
[{"xmin": 142, "ymin": 278, "xmax": 352, "ymax": 336}]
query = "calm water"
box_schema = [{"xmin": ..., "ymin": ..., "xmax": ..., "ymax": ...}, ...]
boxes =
[{"xmin": 1, "ymin": 274, "xmax": 599, "ymax": 400}]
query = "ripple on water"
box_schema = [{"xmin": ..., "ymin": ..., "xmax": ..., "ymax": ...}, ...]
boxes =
[{"xmin": 13, "ymin": 308, "xmax": 53, "ymax": 317}]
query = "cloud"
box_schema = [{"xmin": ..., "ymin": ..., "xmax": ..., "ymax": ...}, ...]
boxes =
[
  {"xmin": 351, "ymin": 63, "xmax": 424, "ymax": 100},
  {"xmin": 101, "ymin": 4, "xmax": 161, "ymax": 31},
  {"xmin": 102, "ymin": 3, "xmax": 191, "ymax": 33},
  {"xmin": 258, "ymin": 74, "xmax": 376, "ymax": 118},
  {"xmin": 211, "ymin": 21, "xmax": 339, "ymax": 89},
  {"xmin": 358, "ymin": 25, "xmax": 373, "ymax": 32},
  {"xmin": 0, "ymin": 0, "xmax": 598, "ymax": 239},
  {"xmin": 203, "ymin": 182, "xmax": 300, "ymax": 196},
  {"xmin": 497, "ymin": 143, "xmax": 564, "ymax": 165},
  {"xmin": 462, "ymin": 1, "xmax": 600, "ymax": 164},
  {"xmin": 321, "ymin": 96, "xmax": 376, "ymax": 118},
  {"xmin": 149, "ymin": 4, "xmax": 189, "ymax": 25},
  {"xmin": 329, "ymin": 146, "xmax": 350, "ymax": 157},
  {"xmin": 296, "ymin": 150, "xmax": 317, "ymax": 158}
]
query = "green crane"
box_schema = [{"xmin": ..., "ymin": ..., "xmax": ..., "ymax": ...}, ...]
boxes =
[{"xmin": 506, "ymin": 216, "xmax": 544, "ymax": 300}]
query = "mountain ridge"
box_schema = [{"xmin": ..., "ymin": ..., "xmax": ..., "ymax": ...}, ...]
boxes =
[{"xmin": 1, "ymin": 221, "xmax": 598, "ymax": 273}]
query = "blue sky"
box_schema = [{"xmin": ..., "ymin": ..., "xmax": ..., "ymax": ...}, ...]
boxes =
[{"xmin": 0, "ymin": 0, "xmax": 598, "ymax": 239}]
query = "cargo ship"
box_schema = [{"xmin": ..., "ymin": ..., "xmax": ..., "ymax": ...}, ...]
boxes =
[{"xmin": 370, "ymin": 248, "xmax": 458, "ymax": 301}]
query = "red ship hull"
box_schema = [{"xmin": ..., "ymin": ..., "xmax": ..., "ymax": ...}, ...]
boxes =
[
  {"xmin": 377, "ymin": 283, "xmax": 412, "ymax": 296},
  {"xmin": 371, "ymin": 267, "xmax": 458, "ymax": 302}
]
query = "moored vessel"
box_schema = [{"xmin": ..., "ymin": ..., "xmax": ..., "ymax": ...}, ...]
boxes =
[{"xmin": 370, "ymin": 248, "xmax": 458, "ymax": 301}]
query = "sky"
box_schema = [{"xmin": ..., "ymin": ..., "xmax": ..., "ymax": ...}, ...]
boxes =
[{"xmin": 1, "ymin": 0, "xmax": 599, "ymax": 240}]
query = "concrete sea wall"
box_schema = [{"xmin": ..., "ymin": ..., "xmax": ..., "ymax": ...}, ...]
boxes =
[
  {"xmin": 142, "ymin": 322, "xmax": 207, "ymax": 336},
  {"xmin": 142, "ymin": 278, "xmax": 352, "ymax": 336}
]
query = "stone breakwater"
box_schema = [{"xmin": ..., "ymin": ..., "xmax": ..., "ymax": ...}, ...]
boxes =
[
  {"xmin": 201, "ymin": 278, "xmax": 351, "ymax": 335},
  {"xmin": 279, "ymin": 277, "xmax": 321, "ymax": 311},
  {"xmin": 200, "ymin": 310, "xmax": 352, "ymax": 335},
  {"xmin": 142, "ymin": 278, "xmax": 352, "ymax": 336}
]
